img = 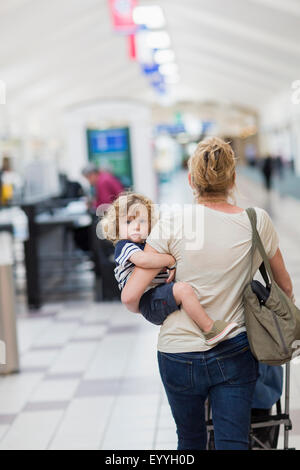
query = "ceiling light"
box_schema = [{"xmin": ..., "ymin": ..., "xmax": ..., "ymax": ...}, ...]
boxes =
[
  {"xmin": 154, "ymin": 49, "xmax": 175, "ymax": 64},
  {"xmin": 159, "ymin": 63, "xmax": 179, "ymax": 76},
  {"xmin": 146, "ymin": 31, "xmax": 171, "ymax": 49},
  {"xmin": 133, "ymin": 6, "xmax": 166, "ymax": 29}
]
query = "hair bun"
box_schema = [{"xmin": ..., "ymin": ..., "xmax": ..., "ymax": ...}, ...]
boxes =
[{"xmin": 188, "ymin": 137, "xmax": 236, "ymax": 198}]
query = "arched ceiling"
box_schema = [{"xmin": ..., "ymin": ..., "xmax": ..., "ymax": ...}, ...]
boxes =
[{"xmin": 0, "ymin": 0, "xmax": 299, "ymax": 117}]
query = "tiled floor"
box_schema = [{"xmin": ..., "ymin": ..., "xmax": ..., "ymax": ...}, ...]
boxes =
[{"xmin": 0, "ymin": 167, "xmax": 300, "ymax": 450}]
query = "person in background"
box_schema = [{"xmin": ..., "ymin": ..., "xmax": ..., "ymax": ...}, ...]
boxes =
[
  {"xmin": 82, "ymin": 163, "xmax": 124, "ymax": 210},
  {"xmin": 0, "ymin": 160, "xmax": 3, "ymax": 205},
  {"xmin": 0, "ymin": 155, "xmax": 22, "ymax": 204},
  {"xmin": 261, "ymin": 155, "xmax": 274, "ymax": 191},
  {"xmin": 275, "ymin": 154, "xmax": 284, "ymax": 180},
  {"xmin": 245, "ymin": 143, "xmax": 257, "ymax": 167},
  {"xmin": 77, "ymin": 164, "xmax": 124, "ymax": 280}
]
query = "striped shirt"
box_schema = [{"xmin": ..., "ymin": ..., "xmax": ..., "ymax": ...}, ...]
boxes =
[{"xmin": 114, "ymin": 240, "xmax": 169, "ymax": 292}]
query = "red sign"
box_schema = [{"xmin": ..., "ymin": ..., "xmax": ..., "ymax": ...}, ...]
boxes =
[
  {"xmin": 108, "ymin": 0, "xmax": 138, "ymax": 34},
  {"xmin": 128, "ymin": 34, "xmax": 136, "ymax": 60}
]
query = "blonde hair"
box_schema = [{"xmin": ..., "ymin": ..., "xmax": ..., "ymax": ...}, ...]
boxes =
[
  {"xmin": 100, "ymin": 191, "xmax": 158, "ymax": 245},
  {"xmin": 188, "ymin": 137, "xmax": 237, "ymax": 201}
]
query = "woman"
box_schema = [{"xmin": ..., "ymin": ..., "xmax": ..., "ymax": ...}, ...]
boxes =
[{"xmin": 121, "ymin": 137, "xmax": 294, "ymax": 450}]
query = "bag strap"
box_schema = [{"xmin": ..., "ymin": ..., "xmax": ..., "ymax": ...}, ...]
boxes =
[{"xmin": 246, "ymin": 207, "xmax": 273, "ymax": 285}]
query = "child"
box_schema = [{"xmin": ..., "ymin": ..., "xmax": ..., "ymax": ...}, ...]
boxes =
[{"xmin": 100, "ymin": 191, "xmax": 237, "ymax": 345}]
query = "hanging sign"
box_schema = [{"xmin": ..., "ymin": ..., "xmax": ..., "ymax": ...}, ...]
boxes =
[
  {"xmin": 128, "ymin": 34, "xmax": 136, "ymax": 60},
  {"xmin": 108, "ymin": 0, "xmax": 138, "ymax": 34}
]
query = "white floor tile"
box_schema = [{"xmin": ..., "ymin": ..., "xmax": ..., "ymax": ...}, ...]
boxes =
[
  {"xmin": 103, "ymin": 441, "xmax": 154, "ymax": 450},
  {"xmin": 20, "ymin": 350, "xmax": 60, "ymax": 369},
  {"xmin": 83, "ymin": 335, "xmax": 137, "ymax": 380},
  {"xmin": 48, "ymin": 342, "xmax": 99, "ymax": 374},
  {"xmin": 48, "ymin": 396, "xmax": 114, "ymax": 450},
  {"xmin": 155, "ymin": 442, "xmax": 177, "ymax": 450},
  {"xmin": 101, "ymin": 428, "xmax": 155, "ymax": 450},
  {"xmin": 30, "ymin": 379, "xmax": 80, "ymax": 402},
  {"xmin": 16, "ymin": 318, "xmax": 53, "ymax": 354},
  {"xmin": 0, "ymin": 411, "xmax": 64, "ymax": 450},
  {"xmin": 0, "ymin": 373, "xmax": 44, "ymax": 414},
  {"xmin": 0, "ymin": 425, "xmax": 9, "ymax": 442},
  {"xmin": 158, "ymin": 412, "xmax": 175, "ymax": 428},
  {"xmin": 71, "ymin": 324, "xmax": 107, "ymax": 340},
  {"xmin": 156, "ymin": 427, "xmax": 177, "ymax": 443},
  {"xmin": 277, "ymin": 432, "xmax": 299, "ymax": 450},
  {"xmin": 33, "ymin": 322, "xmax": 81, "ymax": 347},
  {"xmin": 111, "ymin": 395, "xmax": 161, "ymax": 420}
]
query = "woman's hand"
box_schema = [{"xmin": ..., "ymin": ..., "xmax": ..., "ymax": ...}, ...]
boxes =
[{"xmin": 167, "ymin": 255, "xmax": 176, "ymax": 268}]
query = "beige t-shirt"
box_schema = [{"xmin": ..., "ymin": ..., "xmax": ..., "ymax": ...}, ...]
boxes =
[{"xmin": 146, "ymin": 205, "xmax": 279, "ymax": 353}]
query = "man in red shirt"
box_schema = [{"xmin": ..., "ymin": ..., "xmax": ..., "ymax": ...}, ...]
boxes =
[{"xmin": 82, "ymin": 164, "xmax": 124, "ymax": 209}]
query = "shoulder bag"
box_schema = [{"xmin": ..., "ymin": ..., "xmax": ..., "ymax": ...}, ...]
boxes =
[{"xmin": 243, "ymin": 208, "xmax": 300, "ymax": 365}]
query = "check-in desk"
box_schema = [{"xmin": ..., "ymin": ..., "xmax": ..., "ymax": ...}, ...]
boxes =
[
  {"xmin": 21, "ymin": 198, "xmax": 120, "ymax": 309},
  {"xmin": 21, "ymin": 199, "xmax": 91, "ymax": 309}
]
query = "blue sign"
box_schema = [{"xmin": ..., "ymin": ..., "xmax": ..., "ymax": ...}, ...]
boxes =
[
  {"xmin": 141, "ymin": 63, "xmax": 159, "ymax": 75},
  {"xmin": 156, "ymin": 123, "xmax": 186, "ymax": 135},
  {"xmin": 88, "ymin": 129, "xmax": 129, "ymax": 154}
]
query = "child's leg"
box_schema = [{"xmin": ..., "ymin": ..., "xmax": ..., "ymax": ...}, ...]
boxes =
[
  {"xmin": 139, "ymin": 285, "xmax": 179, "ymax": 326},
  {"xmin": 172, "ymin": 282, "xmax": 238, "ymax": 344},
  {"xmin": 172, "ymin": 282, "xmax": 213, "ymax": 333}
]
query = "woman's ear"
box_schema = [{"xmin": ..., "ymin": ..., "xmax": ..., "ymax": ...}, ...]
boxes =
[{"xmin": 188, "ymin": 172, "xmax": 194, "ymax": 189}]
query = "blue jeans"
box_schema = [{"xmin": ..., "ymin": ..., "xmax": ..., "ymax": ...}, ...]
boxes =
[
  {"xmin": 139, "ymin": 282, "xmax": 179, "ymax": 325},
  {"xmin": 157, "ymin": 332, "xmax": 259, "ymax": 450}
]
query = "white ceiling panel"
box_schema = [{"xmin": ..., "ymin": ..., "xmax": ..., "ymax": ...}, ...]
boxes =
[{"xmin": 0, "ymin": 0, "xmax": 299, "ymax": 115}]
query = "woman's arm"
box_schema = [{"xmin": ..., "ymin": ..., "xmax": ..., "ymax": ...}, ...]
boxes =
[
  {"xmin": 121, "ymin": 244, "xmax": 163, "ymax": 313},
  {"xmin": 269, "ymin": 248, "xmax": 294, "ymax": 300},
  {"xmin": 130, "ymin": 251, "xmax": 176, "ymax": 269}
]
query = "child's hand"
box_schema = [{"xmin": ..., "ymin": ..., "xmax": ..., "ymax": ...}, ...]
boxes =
[
  {"xmin": 167, "ymin": 255, "xmax": 176, "ymax": 268},
  {"xmin": 166, "ymin": 267, "xmax": 176, "ymax": 284}
]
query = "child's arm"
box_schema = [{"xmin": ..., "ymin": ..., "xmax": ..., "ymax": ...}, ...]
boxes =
[
  {"xmin": 129, "ymin": 251, "xmax": 176, "ymax": 270},
  {"xmin": 122, "ymin": 244, "xmax": 165, "ymax": 313}
]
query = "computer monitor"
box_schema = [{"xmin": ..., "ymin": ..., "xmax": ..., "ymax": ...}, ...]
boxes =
[{"xmin": 86, "ymin": 127, "xmax": 133, "ymax": 188}]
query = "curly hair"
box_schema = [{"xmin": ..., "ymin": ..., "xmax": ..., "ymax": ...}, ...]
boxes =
[{"xmin": 98, "ymin": 191, "xmax": 158, "ymax": 245}]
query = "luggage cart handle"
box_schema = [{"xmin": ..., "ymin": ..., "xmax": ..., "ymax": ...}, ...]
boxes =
[{"xmin": 284, "ymin": 363, "xmax": 291, "ymax": 450}]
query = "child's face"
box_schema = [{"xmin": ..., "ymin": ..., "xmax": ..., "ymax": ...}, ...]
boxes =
[{"xmin": 119, "ymin": 204, "xmax": 150, "ymax": 243}]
